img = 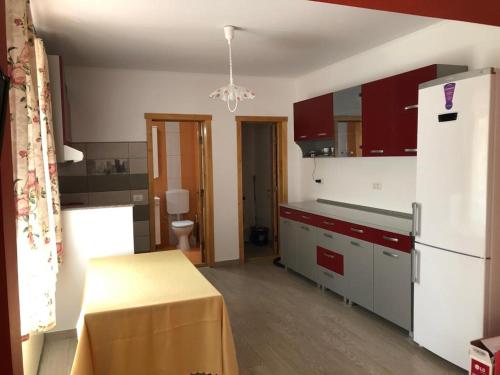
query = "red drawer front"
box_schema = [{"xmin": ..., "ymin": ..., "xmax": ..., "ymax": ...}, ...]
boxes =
[
  {"xmin": 280, "ymin": 207, "xmax": 301, "ymax": 220},
  {"xmin": 370, "ymin": 228, "xmax": 413, "ymax": 253},
  {"xmin": 314, "ymin": 215, "xmax": 342, "ymax": 232},
  {"xmin": 317, "ymin": 246, "xmax": 344, "ymax": 275},
  {"xmin": 334, "ymin": 221, "xmax": 372, "ymax": 242}
]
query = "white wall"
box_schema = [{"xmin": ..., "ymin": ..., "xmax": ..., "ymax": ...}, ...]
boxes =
[
  {"xmin": 22, "ymin": 333, "xmax": 44, "ymax": 375},
  {"xmin": 296, "ymin": 20, "xmax": 500, "ymax": 213},
  {"xmin": 65, "ymin": 67, "xmax": 299, "ymax": 262},
  {"xmin": 53, "ymin": 206, "xmax": 134, "ymax": 332}
]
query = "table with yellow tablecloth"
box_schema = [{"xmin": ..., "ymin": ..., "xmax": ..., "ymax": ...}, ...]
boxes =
[{"xmin": 70, "ymin": 250, "xmax": 238, "ymax": 375}]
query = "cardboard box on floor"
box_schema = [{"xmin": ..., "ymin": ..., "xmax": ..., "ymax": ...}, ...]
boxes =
[{"xmin": 470, "ymin": 337, "xmax": 500, "ymax": 375}]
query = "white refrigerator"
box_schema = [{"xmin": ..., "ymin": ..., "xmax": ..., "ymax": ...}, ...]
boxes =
[{"xmin": 413, "ymin": 68, "xmax": 500, "ymax": 370}]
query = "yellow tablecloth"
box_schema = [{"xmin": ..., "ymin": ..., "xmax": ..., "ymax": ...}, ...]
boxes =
[{"xmin": 70, "ymin": 250, "xmax": 238, "ymax": 375}]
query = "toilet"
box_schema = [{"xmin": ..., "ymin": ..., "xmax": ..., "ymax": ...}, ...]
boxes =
[{"xmin": 166, "ymin": 189, "xmax": 194, "ymax": 251}]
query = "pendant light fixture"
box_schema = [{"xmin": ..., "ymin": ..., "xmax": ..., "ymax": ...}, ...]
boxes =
[{"xmin": 209, "ymin": 25, "xmax": 255, "ymax": 113}]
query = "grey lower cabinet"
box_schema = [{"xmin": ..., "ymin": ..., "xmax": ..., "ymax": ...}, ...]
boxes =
[
  {"xmin": 373, "ymin": 244, "xmax": 412, "ymax": 331},
  {"xmin": 343, "ymin": 236, "xmax": 374, "ymax": 311},
  {"xmin": 280, "ymin": 218, "xmax": 297, "ymax": 270},
  {"xmin": 280, "ymin": 215, "xmax": 412, "ymax": 332},
  {"xmin": 280, "ymin": 218, "xmax": 316, "ymax": 282},
  {"xmin": 315, "ymin": 229, "xmax": 346, "ymax": 296}
]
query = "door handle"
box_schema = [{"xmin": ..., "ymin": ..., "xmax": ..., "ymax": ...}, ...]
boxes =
[
  {"xmin": 350, "ymin": 227, "xmax": 364, "ymax": 234},
  {"xmin": 323, "ymin": 233, "xmax": 333, "ymax": 239},
  {"xmin": 301, "ymin": 215, "xmax": 311, "ymax": 220},
  {"xmin": 299, "ymin": 135, "xmax": 308, "ymax": 139},
  {"xmin": 317, "ymin": 132, "xmax": 327, "ymax": 136},
  {"xmin": 350, "ymin": 241, "xmax": 361, "ymax": 247},
  {"xmin": 382, "ymin": 235, "xmax": 399, "ymax": 243},
  {"xmin": 323, "ymin": 221, "xmax": 335, "ymax": 226},
  {"xmin": 370, "ymin": 149, "xmax": 384, "ymax": 154},
  {"xmin": 412, "ymin": 249, "xmax": 420, "ymax": 283},
  {"xmin": 404, "ymin": 104, "xmax": 419, "ymax": 110},
  {"xmin": 383, "ymin": 250, "xmax": 399, "ymax": 258},
  {"xmin": 324, "ymin": 253, "xmax": 335, "ymax": 259},
  {"xmin": 404, "ymin": 148, "xmax": 418, "ymax": 153},
  {"xmin": 412, "ymin": 202, "xmax": 421, "ymax": 237}
]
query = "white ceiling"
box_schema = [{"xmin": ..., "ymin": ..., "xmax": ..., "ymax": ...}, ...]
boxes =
[{"xmin": 32, "ymin": 0, "xmax": 437, "ymax": 77}]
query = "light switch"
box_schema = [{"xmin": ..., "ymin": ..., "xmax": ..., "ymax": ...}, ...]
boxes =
[{"xmin": 372, "ymin": 182, "xmax": 382, "ymax": 190}]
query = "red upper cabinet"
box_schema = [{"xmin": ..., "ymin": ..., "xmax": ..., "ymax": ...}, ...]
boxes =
[
  {"xmin": 362, "ymin": 76, "xmax": 397, "ymax": 157},
  {"xmin": 363, "ymin": 64, "xmax": 467, "ymax": 157},
  {"xmin": 392, "ymin": 65, "xmax": 437, "ymax": 156},
  {"xmin": 293, "ymin": 93, "xmax": 334, "ymax": 142}
]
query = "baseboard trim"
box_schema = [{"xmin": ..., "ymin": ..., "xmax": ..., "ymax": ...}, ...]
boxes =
[
  {"xmin": 214, "ymin": 259, "xmax": 240, "ymax": 267},
  {"xmin": 45, "ymin": 329, "xmax": 77, "ymax": 340}
]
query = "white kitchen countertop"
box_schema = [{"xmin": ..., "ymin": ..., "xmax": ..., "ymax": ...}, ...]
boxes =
[
  {"xmin": 280, "ymin": 200, "xmax": 413, "ymax": 235},
  {"xmin": 61, "ymin": 204, "xmax": 134, "ymax": 211}
]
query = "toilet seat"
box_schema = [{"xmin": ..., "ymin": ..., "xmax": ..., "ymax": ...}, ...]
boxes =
[{"xmin": 172, "ymin": 220, "xmax": 194, "ymax": 228}]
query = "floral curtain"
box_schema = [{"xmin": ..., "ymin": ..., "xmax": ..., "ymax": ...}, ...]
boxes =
[{"xmin": 6, "ymin": 0, "xmax": 63, "ymax": 336}]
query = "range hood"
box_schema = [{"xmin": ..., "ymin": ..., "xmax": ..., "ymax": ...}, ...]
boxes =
[{"xmin": 48, "ymin": 55, "xmax": 83, "ymax": 163}]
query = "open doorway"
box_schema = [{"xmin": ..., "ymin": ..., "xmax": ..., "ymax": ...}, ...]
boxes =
[
  {"xmin": 145, "ymin": 114, "xmax": 214, "ymax": 266},
  {"xmin": 236, "ymin": 116, "xmax": 288, "ymax": 263}
]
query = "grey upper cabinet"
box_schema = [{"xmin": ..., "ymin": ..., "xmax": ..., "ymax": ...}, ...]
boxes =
[
  {"xmin": 373, "ymin": 245, "xmax": 412, "ymax": 331},
  {"xmin": 343, "ymin": 236, "xmax": 374, "ymax": 311}
]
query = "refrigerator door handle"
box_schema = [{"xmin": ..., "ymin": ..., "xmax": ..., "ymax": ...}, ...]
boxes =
[
  {"xmin": 412, "ymin": 249, "xmax": 420, "ymax": 283},
  {"xmin": 412, "ymin": 202, "xmax": 421, "ymax": 237}
]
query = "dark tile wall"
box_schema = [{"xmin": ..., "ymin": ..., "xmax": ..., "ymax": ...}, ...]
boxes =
[{"xmin": 58, "ymin": 142, "xmax": 150, "ymax": 253}]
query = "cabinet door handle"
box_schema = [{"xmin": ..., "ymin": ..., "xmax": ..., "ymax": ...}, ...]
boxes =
[
  {"xmin": 382, "ymin": 235, "xmax": 399, "ymax": 243},
  {"xmin": 412, "ymin": 249, "xmax": 420, "ymax": 283},
  {"xmin": 301, "ymin": 215, "xmax": 311, "ymax": 220},
  {"xmin": 323, "ymin": 271, "xmax": 334, "ymax": 278},
  {"xmin": 404, "ymin": 148, "xmax": 418, "ymax": 153},
  {"xmin": 299, "ymin": 135, "xmax": 308, "ymax": 139},
  {"xmin": 412, "ymin": 202, "xmax": 421, "ymax": 237},
  {"xmin": 317, "ymin": 132, "xmax": 327, "ymax": 136},
  {"xmin": 323, "ymin": 233, "xmax": 333, "ymax": 239},
  {"xmin": 284, "ymin": 210, "xmax": 292, "ymax": 215},
  {"xmin": 350, "ymin": 241, "xmax": 361, "ymax": 247},
  {"xmin": 323, "ymin": 221, "xmax": 335, "ymax": 226},
  {"xmin": 404, "ymin": 104, "xmax": 419, "ymax": 110},
  {"xmin": 383, "ymin": 250, "xmax": 399, "ymax": 258},
  {"xmin": 350, "ymin": 227, "xmax": 364, "ymax": 234},
  {"xmin": 324, "ymin": 253, "xmax": 335, "ymax": 259},
  {"xmin": 370, "ymin": 149, "xmax": 384, "ymax": 154},
  {"xmin": 300, "ymin": 226, "xmax": 310, "ymax": 231}
]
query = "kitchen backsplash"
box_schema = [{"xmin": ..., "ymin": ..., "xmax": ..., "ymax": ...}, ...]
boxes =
[{"xmin": 58, "ymin": 142, "xmax": 150, "ymax": 253}]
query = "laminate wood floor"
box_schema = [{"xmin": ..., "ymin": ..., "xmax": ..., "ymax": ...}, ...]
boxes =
[{"xmin": 38, "ymin": 258, "xmax": 465, "ymax": 375}]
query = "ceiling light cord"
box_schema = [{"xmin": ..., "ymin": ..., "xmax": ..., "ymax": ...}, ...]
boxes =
[{"xmin": 227, "ymin": 40, "xmax": 238, "ymax": 112}]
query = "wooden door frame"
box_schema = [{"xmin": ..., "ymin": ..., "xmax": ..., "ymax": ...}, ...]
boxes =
[
  {"xmin": 236, "ymin": 116, "xmax": 288, "ymax": 264},
  {"xmin": 144, "ymin": 113, "xmax": 215, "ymax": 267}
]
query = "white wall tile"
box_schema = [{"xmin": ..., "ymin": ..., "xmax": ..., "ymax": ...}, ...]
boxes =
[
  {"xmin": 167, "ymin": 155, "xmax": 181, "ymax": 179},
  {"xmin": 166, "ymin": 122, "xmax": 179, "ymax": 134},
  {"xmin": 167, "ymin": 178, "xmax": 181, "ymax": 189},
  {"xmin": 166, "ymin": 131, "xmax": 180, "ymax": 156}
]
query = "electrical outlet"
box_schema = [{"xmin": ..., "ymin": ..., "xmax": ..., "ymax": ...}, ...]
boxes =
[
  {"xmin": 132, "ymin": 194, "xmax": 144, "ymax": 202},
  {"xmin": 372, "ymin": 182, "xmax": 382, "ymax": 190},
  {"xmin": 315, "ymin": 179, "xmax": 323, "ymax": 184}
]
